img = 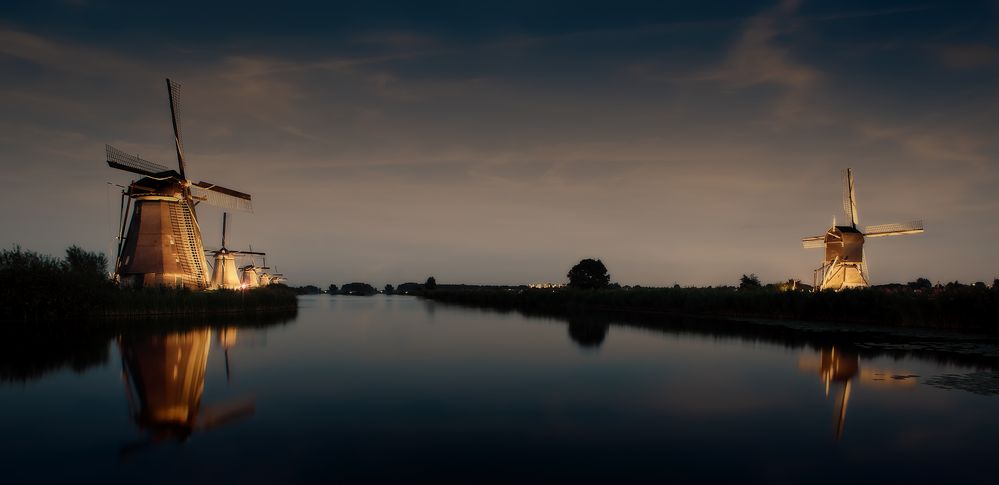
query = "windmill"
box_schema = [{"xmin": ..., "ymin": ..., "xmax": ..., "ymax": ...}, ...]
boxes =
[
  {"xmin": 107, "ymin": 78, "xmax": 253, "ymax": 289},
  {"xmin": 207, "ymin": 212, "xmax": 265, "ymax": 290},
  {"xmin": 801, "ymin": 169, "xmax": 924, "ymax": 291},
  {"xmin": 118, "ymin": 329, "xmax": 255, "ymax": 450}
]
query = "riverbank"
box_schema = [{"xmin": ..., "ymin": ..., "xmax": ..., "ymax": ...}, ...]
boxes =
[
  {"xmin": 421, "ymin": 286, "xmax": 999, "ymax": 332},
  {"xmin": 1, "ymin": 285, "xmax": 299, "ymax": 324},
  {"xmin": 1, "ymin": 246, "xmax": 298, "ymax": 324}
]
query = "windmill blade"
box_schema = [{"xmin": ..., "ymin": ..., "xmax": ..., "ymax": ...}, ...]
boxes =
[
  {"xmin": 106, "ymin": 145, "xmax": 173, "ymax": 177},
  {"xmin": 166, "ymin": 78, "xmax": 187, "ymax": 178},
  {"xmin": 230, "ymin": 250, "xmax": 267, "ymax": 256},
  {"xmin": 191, "ymin": 182, "xmax": 253, "ymax": 212},
  {"xmin": 841, "ymin": 168, "xmax": 859, "ymax": 228},
  {"xmin": 802, "ymin": 236, "xmax": 825, "ymax": 249},
  {"xmin": 864, "ymin": 220, "xmax": 924, "ymax": 238},
  {"xmin": 195, "ymin": 398, "xmax": 256, "ymax": 432}
]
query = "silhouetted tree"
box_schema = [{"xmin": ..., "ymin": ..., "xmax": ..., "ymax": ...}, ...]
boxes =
[
  {"xmin": 567, "ymin": 316, "xmax": 609, "ymax": 349},
  {"xmin": 292, "ymin": 285, "xmax": 321, "ymax": 295},
  {"xmin": 64, "ymin": 246, "xmax": 108, "ymax": 281},
  {"xmin": 328, "ymin": 284, "xmax": 339, "ymax": 294},
  {"xmin": 907, "ymin": 277, "xmax": 932, "ymax": 291},
  {"xmin": 384, "ymin": 284, "xmax": 395, "ymax": 294},
  {"xmin": 425, "ymin": 276, "xmax": 437, "ymax": 290},
  {"xmin": 567, "ymin": 258, "xmax": 610, "ymax": 290},
  {"xmin": 341, "ymin": 282, "xmax": 377, "ymax": 296},
  {"xmin": 738, "ymin": 273, "xmax": 762, "ymax": 291},
  {"xmin": 397, "ymin": 282, "xmax": 422, "ymax": 294}
]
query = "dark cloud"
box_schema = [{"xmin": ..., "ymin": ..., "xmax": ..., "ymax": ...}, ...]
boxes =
[{"xmin": 1, "ymin": 0, "xmax": 997, "ymax": 286}]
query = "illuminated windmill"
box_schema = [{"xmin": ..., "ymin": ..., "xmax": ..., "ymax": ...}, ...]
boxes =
[
  {"xmin": 801, "ymin": 169, "xmax": 924, "ymax": 291},
  {"xmin": 107, "ymin": 78, "xmax": 253, "ymax": 289},
  {"xmin": 207, "ymin": 213, "xmax": 264, "ymax": 290}
]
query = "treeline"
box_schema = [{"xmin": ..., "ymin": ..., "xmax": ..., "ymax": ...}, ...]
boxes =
[
  {"xmin": 1, "ymin": 246, "xmax": 297, "ymax": 324},
  {"xmin": 421, "ymin": 285, "xmax": 999, "ymax": 331},
  {"xmin": 295, "ymin": 277, "xmax": 439, "ymax": 296}
]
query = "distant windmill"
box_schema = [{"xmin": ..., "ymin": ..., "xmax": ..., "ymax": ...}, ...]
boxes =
[
  {"xmin": 107, "ymin": 78, "xmax": 253, "ymax": 289},
  {"xmin": 207, "ymin": 213, "xmax": 264, "ymax": 290},
  {"xmin": 801, "ymin": 169, "xmax": 924, "ymax": 291}
]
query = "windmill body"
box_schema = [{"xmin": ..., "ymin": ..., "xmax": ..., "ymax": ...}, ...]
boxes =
[
  {"xmin": 107, "ymin": 79, "xmax": 252, "ymax": 289},
  {"xmin": 211, "ymin": 251, "xmax": 241, "ymax": 289},
  {"xmin": 207, "ymin": 213, "xmax": 264, "ymax": 290},
  {"xmin": 240, "ymin": 265, "xmax": 262, "ymax": 288},
  {"xmin": 802, "ymin": 169, "xmax": 923, "ymax": 291},
  {"xmin": 117, "ymin": 174, "xmax": 209, "ymax": 288}
]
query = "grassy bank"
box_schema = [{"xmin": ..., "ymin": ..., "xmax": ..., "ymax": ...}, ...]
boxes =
[
  {"xmin": 421, "ymin": 286, "xmax": 999, "ymax": 331},
  {"xmin": 1, "ymin": 246, "xmax": 298, "ymax": 324}
]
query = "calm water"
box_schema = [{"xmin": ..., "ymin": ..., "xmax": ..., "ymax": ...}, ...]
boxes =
[{"xmin": 2, "ymin": 295, "xmax": 998, "ymax": 483}]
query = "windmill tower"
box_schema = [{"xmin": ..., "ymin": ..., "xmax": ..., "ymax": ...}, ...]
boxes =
[
  {"xmin": 107, "ymin": 79, "xmax": 253, "ymax": 289},
  {"xmin": 207, "ymin": 213, "xmax": 265, "ymax": 290},
  {"xmin": 801, "ymin": 169, "xmax": 924, "ymax": 291}
]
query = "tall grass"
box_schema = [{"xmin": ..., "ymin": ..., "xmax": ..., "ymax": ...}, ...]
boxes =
[{"xmin": 1, "ymin": 246, "xmax": 297, "ymax": 324}]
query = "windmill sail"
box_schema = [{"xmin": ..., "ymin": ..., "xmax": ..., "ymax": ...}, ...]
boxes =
[
  {"xmin": 841, "ymin": 168, "xmax": 859, "ymax": 228},
  {"xmin": 191, "ymin": 182, "xmax": 253, "ymax": 212},
  {"xmin": 801, "ymin": 236, "xmax": 826, "ymax": 249},
  {"xmin": 106, "ymin": 145, "xmax": 172, "ymax": 177},
  {"xmin": 166, "ymin": 78, "xmax": 186, "ymax": 178},
  {"xmin": 864, "ymin": 220, "xmax": 924, "ymax": 238}
]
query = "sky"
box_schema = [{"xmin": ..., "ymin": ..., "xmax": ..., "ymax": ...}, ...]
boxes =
[{"xmin": 1, "ymin": 0, "xmax": 998, "ymax": 287}]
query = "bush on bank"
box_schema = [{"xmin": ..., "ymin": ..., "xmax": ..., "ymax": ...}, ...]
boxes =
[{"xmin": 1, "ymin": 246, "xmax": 297, "ymax": 324}]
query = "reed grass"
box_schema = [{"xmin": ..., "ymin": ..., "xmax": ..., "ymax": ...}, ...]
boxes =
[{"xmin": 1, "ymin": 246, "xmax": 298, "ymax": 324}]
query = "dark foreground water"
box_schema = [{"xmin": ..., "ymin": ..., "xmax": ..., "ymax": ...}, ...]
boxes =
[{"xmin": 2, "ymin": 295, "xmax": 998, "ymax": 483}]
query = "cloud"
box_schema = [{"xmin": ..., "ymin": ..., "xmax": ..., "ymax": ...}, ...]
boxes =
[
  {"xmin": 933, "ymin": 43, "xmax": 999, "ymax": 69},
  {"xmin": 0, "ymin": 27, "xmax": 142, "ymax": 75},
  {"xmin": 705, "ymin": 0, "xmax": 819, "ymax": 90}
]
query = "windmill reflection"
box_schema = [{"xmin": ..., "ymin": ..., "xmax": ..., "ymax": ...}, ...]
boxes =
[
  {"xmin": 799, "ymin": 347, "xmax": 858, "ymax": 440},
  {"xmin": 820, "ymin": 348, "xmax": 857, "ymax": 439},
  {"xmin": 119, "ymin": 328, "xmax": 254, "ymax": 449}
]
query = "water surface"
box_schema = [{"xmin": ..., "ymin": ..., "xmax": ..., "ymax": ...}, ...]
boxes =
[{"xmin": 2, "ymin": 295, "xmax": 997, "ymax": 483}]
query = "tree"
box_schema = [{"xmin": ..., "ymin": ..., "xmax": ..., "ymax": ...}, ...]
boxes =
[
  {"xmin": 907, "ymin": 277, "xmax": 932, "ymax": 291},
  {"xmin": 567, "ymin": 259, "xmax": 610, "ymax": 290},
  {"xmin": 738, "ymin": 273, "xmax": 762, "ymax": 291},
  {"xmin": 341, "ymin": 282, "xmax": 377, "ymax": 296},
  {"xmin": 384, "ymin": 284, "xmax": 395, "ymax": 294},
  {"xmin": 328, "ymin": 284, "xmax": 339, "ymax": 294},
  {"xmin": 425, "ymin": 276, "xmax": 437, "ymax": 290},
  {"xmin": 64, "ymin": 246, "xmax": 109, "ymax": 283}
]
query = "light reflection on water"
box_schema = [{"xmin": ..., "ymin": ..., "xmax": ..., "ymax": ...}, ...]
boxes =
[{"xmin": 1, "ymin": 295, "xmax": 997, "ymax": 483}]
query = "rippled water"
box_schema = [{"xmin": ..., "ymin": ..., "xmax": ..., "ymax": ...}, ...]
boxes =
[{"xmin": 2, "ymin": 295, "xmax": 997, "ymax": 483}]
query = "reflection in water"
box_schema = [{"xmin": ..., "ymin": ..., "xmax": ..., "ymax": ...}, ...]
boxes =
[
  {"xmin": 800, "ymin": 347, "xmax": 919, "ymax": 439},
  {"xmin": 218, "ymin": 327, "xmax": 238, "ymax": 382},
  {"xmin": 821, "ymin": 348, "xmax": 857, "ymax": 439},
  {"xmin": 119, "ymin": 328, "xmax": 254, "ymax": 449},
  {"xmin": 800, "ymin": 347, "xmax": 857, "ymax": 439},
  {"xmin": 567, "ymin": 317, "xmax": 609, "ymax": 349}
]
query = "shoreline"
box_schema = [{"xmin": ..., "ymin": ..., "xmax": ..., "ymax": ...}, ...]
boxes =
[{"xmin": 420, "ymin": 288, "xmax": 999, "ymax": 363}]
